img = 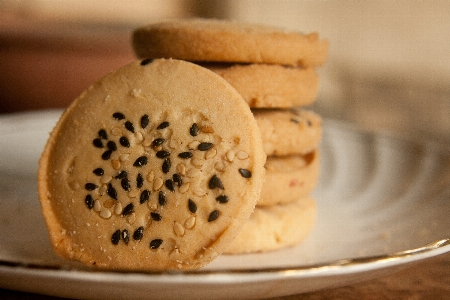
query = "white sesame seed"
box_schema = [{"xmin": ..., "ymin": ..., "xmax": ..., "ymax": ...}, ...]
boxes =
[
  {"xmin": 100, "ymin": 209, "xmax": 111, "ymax": 219},
  {"xmin": 135, "ymin": 132, "xmax": 144, "ymax": 142},
  {"xmin": 205, "ymin": 148, "xmax": 217, "ymax": 159},
  {"xmin": 94, "ymin": 200, "xmax": 102, "ymax": 212},
  {"xmin": 201, "ymin": 125, "xmax": 214, "ymax": 133},
  {"xmin": 146, "ymin": 171, "xmax": 155, "ymax": 182},
  {"xmin": 119, "ymin": 153, "xmax": 129, "ymax": 161},
  {"xmin": 153, "ymin": 178, "xmax": 163, "ymax": 190},
  {"xmin": 178, "ymin": 182, "xmax": 190, "ymax": 194},
  {"xmin": 173, "ymin": 222, "xmax": 185, "ymax": 237},
  {"xmin": 112, "ymin": 159, "xmax": 121, "ymax": 169},
  {"xmin": 114, "ymin": 203, "xmax": 122, "ymax": 215},
  {"xmin": 226, "ymin": 150, "xmax": 235, "ymax": 162},
  {"xmin": 185, "ymin": 216, "xmax": 196, "ymax": 229},
  {"xmin": 236, "ymin": 150, "xmax": 249, "ymax": 160},
  {"xmin": 100, "ymin": 174, "xmax": 112, "ymax": 184},
  {"xmin": 176, "ymin": 163, "xmax": 186, "ymax": 175},
  {"xmin": 128, "ymin": 189, "xmax": 139, "ymax": 198},
  {"xmin": 111, "ymin": 127, "xmax": 122, "ymax": 136}
]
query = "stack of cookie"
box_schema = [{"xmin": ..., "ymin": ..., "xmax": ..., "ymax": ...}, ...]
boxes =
[{"xmin": 132, "ymin": 19, "xmax": 328, "ymax": 253}]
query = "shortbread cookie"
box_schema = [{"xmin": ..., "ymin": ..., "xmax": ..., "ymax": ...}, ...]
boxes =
[
  {"xmin": 38, "ymin": 58, "xmax": 266, "ymax": 271},
  {"xmin": 132, "ymin": 19, "xmax": 328, "ymax": 67},
  {"xmin": 203, "ymin": 63, "xmax": 319, "ymax": 108},
  {"xmin": 258, "ymin": 150, "xmax": 319, "ymax": 206},
  {"xmin": 224, "ymin": 197, "xmax": 316, "ymax": 254},
  {"xmin": 253, "ymin": 109, "xmax": 322, "ymax": 156}
]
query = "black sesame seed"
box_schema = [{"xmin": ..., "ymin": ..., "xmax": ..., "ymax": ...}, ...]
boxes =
[
  {"xmin": 140, "ymin": 189, "xmax": 150, "ymax": 204},
  {"xmin": 93, "ymin": 138, "xmax": 104, "ymax": 148},
  {"xmin": 216, "ymin": 195, "xmax": 229, "ymax": 204},
  {"xmin": 98, "ymin": 129, "xmax": 108, "ymax": 139},
  {"xmin": 107, "ymin": 183, "xmax": 118, "ymax": 200},
  {"xmin": 150, "ymin": 239, "xmax": 163, "ymax": 249},
  {"xmin": 93, "ymin": 168, "xmax": 104, "ymax": 176},
  {"xmin": 122, "ymin": 203, "xmax": 134, "ymax": 216},
  {"xmin": 178, "ymin": 152, "xmax": 193, "ymax": 159},
  {"xmin": 165, "ymin": 179, "xmax": 175, "ymax": 192},
  {"xmin": 198, "ymin": 142, "xmax": 213, "ymax": 151},
  {"xmin": 158, "ymin": 191, "xmax": 166, "ymax": 206},
  {"xmin": 136, "ymin": 173, "xmax": 144, "ymax": 188},
  {"xmin": 115, "ymin": 171, "xmax": 128, "ymax": 179},
  {"xmin": 133, "ymin": 156, "xmax": 148, "ymax": 167},
  {"xmin": 102, "ymin": 150, "xmax": 113, "ymax": 160},
  {"xmin": 85, "ymin": 194, "xmax": 94, "ymax": 209},
  {"xmin": 156, "ymin": 150, "xmax": 170, "ymax": 158},
  {"xmin": 190, "ymin": 123, "xmax": 199, "ymax": 136},
  {"xmin": 133, "ymin": 226, "xmax": 144, "ymax": 240},
  {"xmin": 208, "ymin": 175, "xmax": 224, "ymax": 190},
  {"xmin": 119, "ymin": 136, "xmax": 130, "ymax": 148},
  {"xmin": 152, "ymin": 138, "xmax": 165, "ymax": 147},
  {"xmin": 113, "ymin": 112, "xmax": 125, "ymax": 120},
  {"xmin": 125, "ymin": 121, "xmax": 135, "ymax": 133},
  {"xmin": 85, "ymin": 183, "xmax": 98, "ymax": 191},
  {"xmin": 157, "ymin": 121, "xmax": 169, "ymax": 130},
  {"xmin": 140, "ymin": 114, "xmax": 150, "ymax": 129},
  {"xmin": 122, "ymin": 229, "xmax": 130, "ymax": 244},
  {"xmin": 111, "ymin": 230, "xmax": 121, "ymax": 245},
  {"xmin": 239, "ymin": 168, "xmax": 252, "ymax": 178},
  {"xmin": 188, "ymin": 199, "xmax": 197, "ymax": 213},
  {"xmin": 107, "ymin": 141, "xmax": 117, "ymax": 151},
  {"xmin": 140, "ymin": 58, "xmax": 154, "ymax": 66},
  {"xmin": 162, "ymin": 158, "xmax": 171, "ymax": 173},
  {"xmin": 150, "ymin": 212, "xmax": 162, "ymax": 221},
  {"xmin": 208, "ymin": 210, "xmax": 220, "ymax": 222},
  {"xmin": 121, "ymin": 178, "xmax": 131, "ymax": 191},
  {"xmin": 173, "ymin": 174, "xmax": 182, "ymax": 186}
]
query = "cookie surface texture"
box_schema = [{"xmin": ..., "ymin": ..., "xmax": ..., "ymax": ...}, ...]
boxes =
[
  {"xmin": 204, "ymin": 63, "xmax": 319, "ymax": 108},
  {"xmin": 224, "ymin": 197, "xmax": 316, "ymax": 254},
  {"xmin": 258, "ymin": 151, "xmax": 320, "ymax": 206},
  {"xmin": 132, "ymin": 19, "xmax": 328, "ymax": 67},
  {"xmin": 253, "ymin": 109, "xmax": 322, "ymax": 156},
  {"xmin": 38, "ymin": 59, "xmax": 266, "ymax": 271}
]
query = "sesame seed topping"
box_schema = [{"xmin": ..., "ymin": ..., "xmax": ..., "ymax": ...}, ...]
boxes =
[
  {"xmin": 121, "ymin": 178, "xmax": 131, "ymax": 191},
  {"xmin": 150, "ymin": 239, "xmax": 163, "ymax": 249},
  {"xmin": 113, "ymin": 112, "xmax": 126, "ymax": 120},
  {"xmin": 93, "ymin": 138, "xmax": 104, "ymax": 148},
  {"xmin": 114, "ymin": 203, "xmax": 123, "ymax": 215},
  {"xmin": 102, "ymin": 150, "xmax": 113, "ymax": 160},
  {"xmin": 150, "ymin": 212, "xmax": 162, "ymax": 221},
  {"xmin": 188, "ymin": 199, "xmax": 197, "ymax": 213},
  {"xmin": 125, "ymin": 121, "xmax": 135, "ymax": 133},
  {"xmin": 173, "ymin": 222, "xmax": 185, "ymax": 237},
  {"xmin": 239, "ymin": 168, "xmax": 252, "ymax": 178},
  {"xmin": 165, "ymin": 179, "xmax": 175, "ymax": 192},
  {"xmin": 236, "ymin": 151, "xmax": 249, "ymax": 160},
  {"xmin": 122, "ymin": 229, "xmax": 130, "ymax": 244},
  {"xmin": 198, "ymin": 142, "xmax": 213, "ymax": 151},
  {"xmin": 115, "ymin": 171, "xmax": 128, "ymax": 179},
  {"xmin": 85, "ymin": 183, "xmax": 98, "ymax": 191},
  {"xmin": 208, "ymin": 175, "xmax": 224, "ymax": 190},
  {"xmin": 111, "ymin": 127, "xmax": 122, "ymax": 136},
  {"xmin": 157, "ymin": 121, "xmax": 169, "ymax": 130},
  {"xmin": 100, "ymin": 174, "xmax": 112, "ymax": 184},
  {"xmin": 133, "ymin": 226, "xmax": 144, "ymax": 240},
  {"xmin": 122, "ymin": 203, "xmax": 134, "ymax": 216},
  {"xmin": 119, "ymin": 136, "xmax": 130, "ymax": 148},
  {"xmin": 158, "ymin": 191, "xmax": 166, "ymax": 206},
  {"xmin": 179, "ymin": 182, "xmax": 190, "ymax": 194},
  {"xmin": 107, "ymin": 141, "xmax": 117, "ymax": 151},
  {"xmin": 173, "ymin": 174, "xmax": 182, "ymax": 186},
  {"xmin": 111, "ymin": 230, "xmax": 121, "ymax": 245},
  {"xmin": 290, "ymin": 118, "xmax": 299, "ymax": 124},
  {"xmin": 162, "ymin": 158, "xmax": 171, "ymax": 173},
  {"xmin": 136, "ymin": 173, "xmax": 144, "ymax": 188},
  {"xmin": 190, "ymin": 123, "xmax": 199, "ymax": 136},
  {"xmin": 216, "ymin": 195, "xmax": 229, "ymax": 203},
  {"xmin": 140, "ymin": 189, "xmax": 150, "ymax": 204},
  {"xmin": 140, "ymin": 58, "xmax": 154, "ymax": 66},
  {"xmin": 84, "ymin": 195, "xmax": 94, "ymax": 209},
  {"xmin": 201, "ymin": 125, "xmax": 214, "ymax": 133},
  {"xmin": 111, "ymin": 159, "xmax": 121, "ymax": 170},
  {"xmin": 153, "ymin": 178, "xmax": 163, "ymax": 190},
  {"xmin": 140, "ymin": 114, "xmax": 150, "ymax": 129},
  {"xmin": 185, "ymin": 216, "xmax": 196, "ymax": 229},
  {"xmin": 156, "ymin": 150, "xmax": 170, "ymax": 158},
  {"xmin": 152, "ymin": 138, "xmax": 165, "ymax": 147},
  {"xmin": 107, "ymin": 183, "xmax": 118, "ymax": 200},
  {"xmin": 133, "ymin": 156, "xmax": 148, "ymax": 167},
  {"xmin": 100, "ymin": 209, "xmax": 112, "ymax": 219},
  {"xmin": 178, "ymin": 152, "xmax": 193, "ymax": 159},
  {"xmin": 93, "ymin": 168, "xmax": 104, "ymax": 176},
  {"xmin": 208, "ymin": 210, "xmax": 220, "ymax": 222},
  {"xmin": 98, "ymin": 129, "xmax": 108, "ymax": 139}
]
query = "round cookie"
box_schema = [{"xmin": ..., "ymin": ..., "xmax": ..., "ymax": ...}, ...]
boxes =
[
  {"xmin": 132, "ymin": 19, "xmax": 328, "ymax": 67},
  {"xmin": 253, "ymin": 109, "xmax": 322, "ymax": 156},
  {"xmin": 38, "ymin": 58, "xmax": 266, "ymax": 271},
  {"xmin": 258, "ymin": 150, "xmax": 320, "ymax": 207},
  {"xmin": 224, "ymin": 197, "xmax": 316, "ymax": 254},
  {"xmin": 203, "ymin": 63, "xmax": 319, "ymax": 108}
]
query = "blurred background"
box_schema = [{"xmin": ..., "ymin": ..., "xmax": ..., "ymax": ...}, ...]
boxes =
[{"xmin": 1, "ymin": 0, "xmax": 449, "ymax": 142}]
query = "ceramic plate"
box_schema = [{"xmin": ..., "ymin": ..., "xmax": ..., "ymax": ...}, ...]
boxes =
[{"xmin": 0, "ymin": 110, "xmax": 449, "ymax": 299}]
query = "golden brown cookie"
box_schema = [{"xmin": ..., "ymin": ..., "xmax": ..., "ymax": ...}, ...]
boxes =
[
  {"xmin": 258, "ymin": 150, "xmax": 319, "ymax": 206},
  {"xmin": 132, "ymin": 19, "xmax": 328, "ymax": 67},
  {"xmin": 253, "ymin": 109, "xmax": 322, "ymax": 156},
  {"xmin": 38, "ymin": 58, "xmax": 266, "ymax": 271},
  {"xmin": 203, "ymin": 63, "xmax": 319, "ymax": 108},
  {"xmin": 224, "ymin": 197, "xmax": 316, "ymax": 254}
]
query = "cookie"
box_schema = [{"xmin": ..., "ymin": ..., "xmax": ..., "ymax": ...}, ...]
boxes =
[
  {"xmin": 203, "ymin": 63, "xmax": 319, "ymax": 108},
  {"xmin": 253, "ymin": 109, "xmax": 322, "ymax": 156},
  {"xmin": 132, "ymin": 19, "xmax": 328, "ymax": 67},
  {"xmin": 224, "ymin": 197, "xmax": 316, "ymax": 254},
  {"xmin": 38, "ymin": 58, "xmax": 266, "ymax": 271},
  {"xmin": 258, "ymin": 150, "xmax": 319, "ymax": 206}
]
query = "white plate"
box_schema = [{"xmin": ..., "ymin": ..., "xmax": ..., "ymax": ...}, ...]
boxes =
[{"xmin": 0, "ymin": 110, "xmax": 449, "ymax": 300}]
